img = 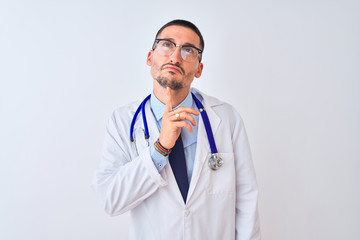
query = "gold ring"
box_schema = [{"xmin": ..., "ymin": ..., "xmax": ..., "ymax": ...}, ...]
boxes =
[{"xmin": 175, "ymin": 113, "xmax": 180, "ymax": 120}]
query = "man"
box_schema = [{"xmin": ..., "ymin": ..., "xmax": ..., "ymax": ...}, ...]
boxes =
[{"xmin": 92, "ymin": 19, "xmax": 260, "ymax": 239}]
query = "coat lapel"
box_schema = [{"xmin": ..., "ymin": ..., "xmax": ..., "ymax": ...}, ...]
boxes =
[{"xmin": 187, "ymin": 89, "xmax": 222, "ymax": 201}]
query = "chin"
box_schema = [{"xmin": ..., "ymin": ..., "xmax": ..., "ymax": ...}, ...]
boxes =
[{"xmin": 156, "ymin": 77, "xmax": 184, "ymax": 90}]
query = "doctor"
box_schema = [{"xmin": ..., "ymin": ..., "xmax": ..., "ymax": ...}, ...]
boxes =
[{"xmin": 92, "ymin": 19, "xmax": 261, "ymax": 239}]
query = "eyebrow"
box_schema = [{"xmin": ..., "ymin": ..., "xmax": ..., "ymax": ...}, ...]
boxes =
[{"xmin": 162, "ymin": 38, "xmax": 199, "ymax": 48}]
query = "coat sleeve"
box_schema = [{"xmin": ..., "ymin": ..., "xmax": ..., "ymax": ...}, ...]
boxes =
[
  {"xmin": 232, "ymin": 109, "xmax": 261, "ymax": 240},
  {"xmin": 91, "ymin": 110, "xmax": 168, "ymax": 216}
]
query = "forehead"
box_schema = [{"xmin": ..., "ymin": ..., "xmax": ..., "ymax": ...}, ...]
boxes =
[{"xmin": 157, "ymin": 25, "xmax": 201, "ymax": 47}]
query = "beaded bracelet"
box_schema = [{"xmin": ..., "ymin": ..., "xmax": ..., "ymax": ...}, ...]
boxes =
[{"xmin": 154, "ymin": 138, "xmax": 172, "ymax": 156}]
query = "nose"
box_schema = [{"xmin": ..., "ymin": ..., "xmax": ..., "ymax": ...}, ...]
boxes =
[{"xmin": 169, "ymin": 46, "xmax": 183, "ymax": 64}]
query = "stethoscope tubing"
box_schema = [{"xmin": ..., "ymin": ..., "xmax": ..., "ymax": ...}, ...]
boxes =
[
  {"xmin": 130, "ymin": 94, "xmax": 151, "ymax": 142},
  {"xmin": 191, "ymin": 93, "xmax": 218, "ymax": 154},
  {"xmin": 141, "ymin": 94, "xmax": 151, "ymax": 139}
]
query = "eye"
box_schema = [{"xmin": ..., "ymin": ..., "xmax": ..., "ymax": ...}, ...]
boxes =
[
  {"xmin": 161, "ymin": 40, "xmax": 173, "ymax": 48},
  {"xmin": 183, "ymin": 47, "xmax": 195, "ymax": 54}
]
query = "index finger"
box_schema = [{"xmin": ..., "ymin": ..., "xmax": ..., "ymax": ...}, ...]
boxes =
[
  {"xmin": 175, "ymin": 106, "xmax": 200, "ymax": 115},
  {"xmin": 165, "ymin": 87, "xmax": 172, "ymax": 112}
]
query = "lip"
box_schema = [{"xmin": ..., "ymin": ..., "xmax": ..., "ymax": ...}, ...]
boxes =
[{"xmin": 163, "ymin": 65, "xmax": 183, "ymax": 74}]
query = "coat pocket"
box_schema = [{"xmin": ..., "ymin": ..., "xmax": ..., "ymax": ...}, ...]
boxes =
[{"xmin": 206, "ymin": 152, "xmax": 236, "ymax": 195}]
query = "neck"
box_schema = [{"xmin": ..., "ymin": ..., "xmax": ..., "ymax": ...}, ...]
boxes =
[{"xmin": 153, "ymin": 80, "xmax": 190, "ymax": 107}]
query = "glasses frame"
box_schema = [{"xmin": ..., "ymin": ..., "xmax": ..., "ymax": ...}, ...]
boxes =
[{"xmin": 152, "ymin": 38, "xmax": 203, "ymax": 62}]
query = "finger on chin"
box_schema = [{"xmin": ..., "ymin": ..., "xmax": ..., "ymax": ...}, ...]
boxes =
[{"xmin": 165, "ymin": 87, "xmax": 172, "ymax": 111}]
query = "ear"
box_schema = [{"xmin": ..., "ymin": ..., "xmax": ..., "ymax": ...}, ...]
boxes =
[
  {"xmin": 146, "ymin": 50, "xmax": 153, "ymax": 66},
  {"xmin": 195, "ymin": 62, "xmax": 203, "ymax": 78}
]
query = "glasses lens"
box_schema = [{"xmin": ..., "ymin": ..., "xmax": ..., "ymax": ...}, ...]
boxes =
[
  {"xmin": 157, "ymin": 40, "xmax": 174, "ymax": 56},
  {"xmin": 181, "ymin": 47, "xmax": 198, "ymax": 62}
]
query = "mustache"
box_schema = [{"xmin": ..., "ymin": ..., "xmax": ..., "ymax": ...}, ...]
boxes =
[{"xmin": 161, "ymin": 63, "xmax": 185, "ymax": 74}]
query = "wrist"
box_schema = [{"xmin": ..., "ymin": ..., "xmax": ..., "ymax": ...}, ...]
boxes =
[
  {"xmin": 158, "ymin": 136, "xmax": 172, "ymax": 149},
  {"xmin": 154, "ymin": 138, "xmax": 172, "ymax": 157}
]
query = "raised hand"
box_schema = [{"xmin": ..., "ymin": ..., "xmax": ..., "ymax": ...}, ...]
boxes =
[{"xmin": 158, "ymin": 87, "xmax": 199, "ymax": 150}]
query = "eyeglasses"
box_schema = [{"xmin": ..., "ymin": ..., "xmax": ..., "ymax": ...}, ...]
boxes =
[{"xmin": 152, "ymin": 39, "xmax": 203, "ymax": 62}]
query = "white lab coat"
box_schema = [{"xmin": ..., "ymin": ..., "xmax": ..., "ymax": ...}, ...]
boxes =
[{"xmin": 92, "ymin": 88, "xmax": 260, "ymax": 240}]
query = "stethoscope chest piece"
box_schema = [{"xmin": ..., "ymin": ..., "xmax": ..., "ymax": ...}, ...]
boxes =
[{"xmin": 209, "ymin": 153, "xmax": 223, "ymax": 170}]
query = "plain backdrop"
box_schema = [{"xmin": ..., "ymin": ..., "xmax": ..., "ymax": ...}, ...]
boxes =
[{"xmin": 1, "ymin": 0, "xmax": 359, "ymax": 239}]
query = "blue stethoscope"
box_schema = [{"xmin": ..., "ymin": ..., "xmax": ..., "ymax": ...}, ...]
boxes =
[{"xmin": 130, "ymin": 93, "xmax": 223, "ymax": 170}]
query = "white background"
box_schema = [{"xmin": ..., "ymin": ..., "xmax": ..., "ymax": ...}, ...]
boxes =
[{"xmin": 1, "ymin": 0, "xmax": 359, "ymax": 239}]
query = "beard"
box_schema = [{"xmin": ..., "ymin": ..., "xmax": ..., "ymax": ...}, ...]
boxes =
[
  {"xmin": 155, "ymin": 75, "xmax": 184, "ymax": 90},
  {"xmin": 152, "ymin": 62, "xmax": 196, "ymax": 90}
]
